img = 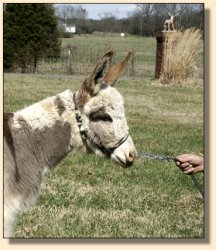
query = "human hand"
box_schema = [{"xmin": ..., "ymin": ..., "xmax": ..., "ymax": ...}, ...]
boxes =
[{"xmin": 175, "ymin": 154, "xmax": 204, "ymax": 174}]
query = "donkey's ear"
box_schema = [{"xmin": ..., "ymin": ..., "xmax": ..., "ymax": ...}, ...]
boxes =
[
  {"xmin": 103, "ymin": 51, "xmax": 132, "ymax": 86},
  {"xmin": 78, "ymin": 51, "xmax": 114, "ymax": 109},
  {"xmin": 82, "ymin": 50, "xmax": 114, "ymax": 96},
  {"xmin": 93, "ymin": 50, "xmax": 114, "ymax": 84}
]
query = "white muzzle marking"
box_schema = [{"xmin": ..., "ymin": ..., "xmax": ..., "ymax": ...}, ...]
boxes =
[{"xmin": 111, "ymin": 135, "xmax": 137, "ymax": 167}]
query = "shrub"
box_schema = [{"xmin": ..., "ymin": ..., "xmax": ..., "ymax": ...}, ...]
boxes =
[{"xmin": 160, "ymin": 28, "xmax": 202, "ymax": 85}]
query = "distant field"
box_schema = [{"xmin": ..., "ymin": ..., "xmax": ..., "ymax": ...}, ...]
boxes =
[
  {"xmin": 38, "ymin": 34, "xmax": 157, "ymax": 77},
  {"xmin": 4, "ymin": 73, "xmax": 204, "ymax": 238},
  {"xmin": 32, "ymin": 33, "xmax": 203, "ymax": 80}
]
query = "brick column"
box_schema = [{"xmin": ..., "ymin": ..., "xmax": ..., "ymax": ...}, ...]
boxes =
[
  {"xmin": 155, "ymin": 31, "xmax": 166, "ymax": 78},
  {"xmin": 155, "ymin": 31, "xmax": 178, "ymax": 78}
]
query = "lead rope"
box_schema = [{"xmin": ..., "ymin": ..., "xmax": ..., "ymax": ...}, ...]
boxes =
[{"xmin": 137, "ymin": 152, "xmax": 204, "ymax": 197}]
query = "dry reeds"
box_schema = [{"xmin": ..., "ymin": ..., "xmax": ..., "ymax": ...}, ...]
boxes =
[{"xmin": 160, "ymin": 28, "xmax": 202, "ymax": 85}]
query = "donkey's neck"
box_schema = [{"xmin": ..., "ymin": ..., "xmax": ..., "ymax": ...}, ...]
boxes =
[{"xmin": 12, "ymin": 90, "xmax": 86, "ymax": 169}]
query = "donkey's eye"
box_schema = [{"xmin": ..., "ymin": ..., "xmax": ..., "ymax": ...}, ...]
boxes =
[
  {"xmin": 99, "ymin": 114, "xmax": 113, "ymax": 122},
  {"xmin": 89, "ymin": 112, "xmax": 113, "ymax": 122}
]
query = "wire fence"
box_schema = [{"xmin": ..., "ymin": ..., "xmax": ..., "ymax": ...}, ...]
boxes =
[
  {"xmin": 36, "ymin": 34, "xmax": 157, "ymax": 78},
  {"xmin": 13, "ymin": 33, "xmax": 203, "ymax": 80}
]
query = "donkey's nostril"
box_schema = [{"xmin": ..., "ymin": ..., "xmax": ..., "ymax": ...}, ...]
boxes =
[
  {"xmin": 125, "ymin": 150, "xmax": 136, "ymax": 166},
  {"xmin": 128, "ymin": 154, "xmax": 133, "ymax": 162},
  {"xmin": 129, "ymin": 150, "xmax": 136, "ymax": 160}
]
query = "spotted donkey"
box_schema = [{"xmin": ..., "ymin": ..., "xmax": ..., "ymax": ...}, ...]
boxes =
[{"xmin": 4, "ymin": 51, "xmax": 137, "ymax": 237}]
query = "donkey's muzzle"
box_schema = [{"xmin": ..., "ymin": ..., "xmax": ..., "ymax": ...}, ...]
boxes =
[{"xmin": 111, "ymin": 135, "xmax": 137, "ymax": 167}]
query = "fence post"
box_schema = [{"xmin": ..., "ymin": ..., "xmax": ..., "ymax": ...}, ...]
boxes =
[
  {"xmin": 66, "ymin": 45, "xmax": 78, "ymax": 74},
  {"xmin": 129, "ymin": 49, "xmax": 135, "ymax": 77},
  {"xmin": 67, "ymin": 46, "xmax": 73, "ymax": 74}
]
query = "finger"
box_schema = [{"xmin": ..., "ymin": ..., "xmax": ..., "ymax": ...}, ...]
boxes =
[
  {"xmin": 178, "ymin": 165, "xmax": 191, "ymax": 173},
  {"xmin": 175, "ymin": 160, "xmax": 181, "ymax": 166},
  {"xmin": 183, "ymin": 168, "xmax": 194, "ymax": 174},
  {"xmin": 193, "ymin": 165, "xmax": 204, "ymax": 174},
  {"xmin": 176, "ymin": 154, "xmax": 195, "ymax": 163},
  {"xmin": 180, "ymin": 162, "xmax": 190, "ymax": 168}
]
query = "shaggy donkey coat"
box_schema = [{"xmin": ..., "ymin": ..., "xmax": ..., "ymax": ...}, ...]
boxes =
[{"xmin": 4, "ymin": 51, "xmax": 136, "ymax": 237}]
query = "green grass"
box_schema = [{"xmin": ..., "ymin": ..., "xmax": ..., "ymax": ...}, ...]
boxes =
[
  {"xmin": 4, "ymin": 73, "xmax": 204, "ymax": 238},
  {"xmin": 13, "ymin": 33, "xmax": 203, "ymax": 82},
  {"xmin": 37, "ymin": 35, "xmax": 157, "ymax": 77}
]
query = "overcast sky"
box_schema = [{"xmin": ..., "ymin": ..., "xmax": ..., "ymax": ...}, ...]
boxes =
[
  {"xmin": 55, "ymin": 4, "xmax": 137, "ymax": 19},
  {"xmin": 83, "ymin": 4, "xmax": 137, "ymax": 19}
]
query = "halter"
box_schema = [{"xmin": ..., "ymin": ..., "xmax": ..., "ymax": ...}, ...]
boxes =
[
  {"xmin": 73, "ymin": 92, "xmax": 129, "ymax": 157},
  {"xmin": 95, "ymin": 133, "xmax": 129, "ymax": 157}
]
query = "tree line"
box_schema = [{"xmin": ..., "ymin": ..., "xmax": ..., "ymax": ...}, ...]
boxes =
[
  {"xmin": 56, "ymin": 3, "xmax": 203, "ymax": 36},
  {"xmin": 4, "ymin": 3, "xmax": 203, "ymax": 73}
]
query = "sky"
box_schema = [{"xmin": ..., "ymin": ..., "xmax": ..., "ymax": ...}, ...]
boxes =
[
  {"xmin": 55, "ymin": 4, "xmax": 137, "ymax": 20},
  {"xmin": 82, "ymin": 4, "xmax": 137, "ymax": 19}
]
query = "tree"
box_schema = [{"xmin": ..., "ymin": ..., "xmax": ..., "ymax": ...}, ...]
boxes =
[
  {"xmin": 54, "ymin": 4, "xmax": 203, "ymax": 37},
  {"xmin": 4, "ymin": 3, "xmax": 60, "ymax": 73},
  {"xmin": 55, "ymin": 4, "xmax": 88, "ymax": 21},
  {"xmin": 55, "ymin": 4, "xmax": 75, "ymax": 23},
  {"xmin": 99, "ymin": 11, "xmax": 119, "ymax": 33},
  {"xmin": 135, "ymin": 3, "xmax": 204, "ymax": 35}
]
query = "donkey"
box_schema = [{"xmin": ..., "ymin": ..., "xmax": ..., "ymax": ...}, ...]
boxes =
[{"xmin": 4, "ymin": 50, "xmax": 137, "ymax": 237}]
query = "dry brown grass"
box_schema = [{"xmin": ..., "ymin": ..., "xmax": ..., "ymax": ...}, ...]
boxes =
[{"xmin": 160, "ymin": 28, "xmax": 202, "ymax": 85}]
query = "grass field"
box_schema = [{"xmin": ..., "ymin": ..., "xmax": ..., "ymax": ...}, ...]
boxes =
[
  {"xmin": 35, "ymin": 35, "xmax": 157, "ymax": 77},
  {"xmin": 11, "ymin": 32, "xmax": 203, "ymax": 83},
  {"xmin": 26, "ymin": 33, "xmax": 203, "ymax": 81},
  {"xmin": 4, "ymin": 73, "xmax": 204, "ymax": 238}
]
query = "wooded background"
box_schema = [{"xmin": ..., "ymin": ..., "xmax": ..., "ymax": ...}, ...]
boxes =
[{"xmin": 3, "ymin": 3, "xmax": 203, "ymax": 74}]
